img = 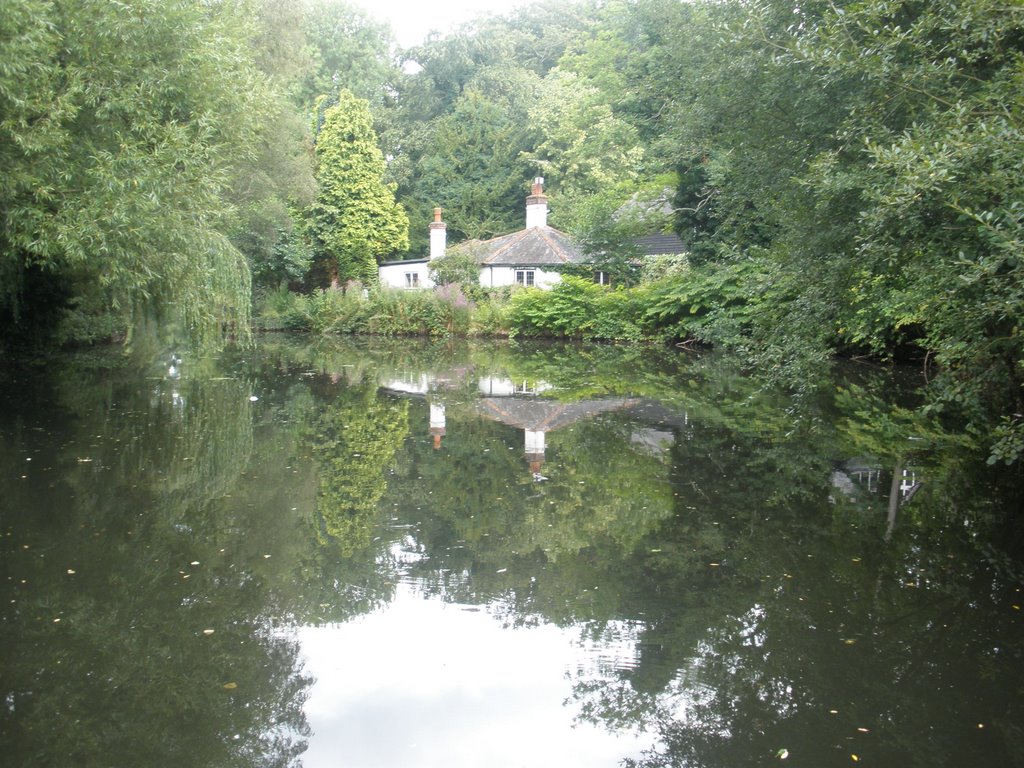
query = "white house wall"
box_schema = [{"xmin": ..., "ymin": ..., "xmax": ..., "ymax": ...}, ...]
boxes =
[
  {"xmin": 379, "ymin": 262, "xmax": 433, "ymax": 290},
  {"xmin": 478, "ymin": 265, "xmax": 562, "ymax": 290}
]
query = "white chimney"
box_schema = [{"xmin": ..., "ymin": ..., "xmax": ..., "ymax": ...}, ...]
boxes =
[
  {"xmin": 525, "ymin": 177, "xmax": 547, "ymax": 229},
  {"xmin": 525, "ymin": 429, "xmax": 545, "ymax": 455},
  {"xmin": 429, "ymin": 402, "xmax": 446, "ymax": 449},
  {"xmin": 429, "ymin": 207, "xmax": 446, "ymax": 260}
]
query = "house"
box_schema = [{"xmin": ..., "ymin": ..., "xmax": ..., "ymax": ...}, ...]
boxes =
[
  {"xmin": 378, "ymin": 206, "xmax": 448, "ymax": 290},
  {"xmin": 378, "ymin": 178, "xmax": 588, "ymax": 290},
  {"xmin": 463, "ymin": 178, "xmax": 586, "ymax": 289}
]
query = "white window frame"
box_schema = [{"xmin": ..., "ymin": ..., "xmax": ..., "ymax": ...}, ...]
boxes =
[{"xmin": 515, "ymin": 269, "xmax": 535, "ymax": 287}]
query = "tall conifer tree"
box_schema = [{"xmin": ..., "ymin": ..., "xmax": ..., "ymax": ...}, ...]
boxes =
[{"xmin": 309, "ymin": 91, "xmax": 409, "ymax": 287}]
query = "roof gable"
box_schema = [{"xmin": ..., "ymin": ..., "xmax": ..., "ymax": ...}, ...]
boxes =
[{"xmin": 458, "ymin": 226, "xmax": 586, "ymax": 267}]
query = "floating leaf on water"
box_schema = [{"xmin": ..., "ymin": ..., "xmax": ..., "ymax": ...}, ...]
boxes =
[
  {"xmin": 191, "ymin": 561, "xmax": 200, "ymax": 566},
  {"xmin": 223, "ymin": 682, "xmax": 238, "ymax": 690},
  {"xmin": 67, "ymin": 569, "xmax": 76, "ymax": 575},
  {"xmin": 496, "ymin": 568, "xmax": 508, "ymax": 573},
  {"xmin": 203, "ymin": 629, "xmax": 215, "ymax": 635},
  {"xmin": 777, "ymin": 748, "xmax": 789, "ymax": 759},
  {"xmin": 851, "ymin": 755, "xmax": 859, "ymax": 762},
  {"xmin": 844, "ymin": 639, "xmax": 857, "ymax": 645},
  {"xmin": 263, "ymin": 554, "xmax": 271, "ymax": 559},
  {"xmin": 857, "ymin": 727, "xmax": 870, "ymax": 733}
]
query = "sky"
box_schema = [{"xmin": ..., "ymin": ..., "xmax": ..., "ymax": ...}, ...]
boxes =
[
  {"xmin": 348, "ymin": 0, "xmax": 524, "ymax": 48},
  {"xmin": 297, "ymin": 581, "xmax": 651, "ymax": 768}
]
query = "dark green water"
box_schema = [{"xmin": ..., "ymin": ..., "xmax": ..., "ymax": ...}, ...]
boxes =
[{"xmin": 1, "ymin": 337, "xmax": 1022, "ymax": 767}]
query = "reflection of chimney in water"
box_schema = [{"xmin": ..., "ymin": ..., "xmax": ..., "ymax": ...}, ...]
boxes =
[
  {"xmin": 429, "ymin": 402, "xmax": 446, "ymax": 449},
  {"xmin": 525, "ymin": 428, "xmax": 545, "ymax": 480}
]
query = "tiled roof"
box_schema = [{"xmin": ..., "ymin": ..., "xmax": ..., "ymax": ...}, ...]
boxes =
[
  {"xmin": 635, "ymin": 233, "xmax": 687, "ymax": 255},
  {"xmin": 379, "ymin": 257, "xmax": 429, "ymax": 267},
  {"xmin": 458, "ymin": 226, "xmax": 586, "ymax": 267},
  {"xmin": 476, "ymin": 397, "xmax": 638, "ymax": 432}
]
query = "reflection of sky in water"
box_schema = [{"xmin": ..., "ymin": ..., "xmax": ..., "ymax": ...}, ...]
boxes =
[{"xmin": 299, "ymin": 581, "xmax": 649, "ymax": 767}]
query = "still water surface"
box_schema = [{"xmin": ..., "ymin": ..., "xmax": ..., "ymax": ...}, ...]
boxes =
[{"xmin": 1, "ymin": 338, "xmax": 1022, "ymax": 767}]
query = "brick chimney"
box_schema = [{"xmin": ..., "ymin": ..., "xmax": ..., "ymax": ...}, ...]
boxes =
[
  {"xmin": 429, "ymin": 207, "xmax": 446, "ymax": 260},
  {"xmin": 525, "ymin": 177, "xmax": 547, "ymax": 229}
]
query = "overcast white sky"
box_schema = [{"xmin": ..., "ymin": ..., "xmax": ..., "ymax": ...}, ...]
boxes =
[
  {"xmin": 348, "ymin": 0, "xmax": 524, "ymax": 48},
  {"xmin": 298, "ymin": 582, "xmax": 650, "ymax": 767}
]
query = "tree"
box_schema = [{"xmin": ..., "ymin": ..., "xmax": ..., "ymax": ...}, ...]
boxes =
[
  {"xmin": 428, "ymin": 249, "xmax": 481, "ymax": 289},
  {"xmin": 298, "ymin": 0, "xmax": 398, "ymax": 108},
  {"xmin": 0, "ymin": 0, "xmax": 277, "ymax": 350},
  {"xmin": 413, "ymin": 69, "xmax": 540, "ymax": 241},
  {"xmin": 308, "ymin": 90, "xmax": 409, "ymax": 287},
  {"xmin": 790, "ymin": 0, "xmax": 1024, "ymax": 463},
  {"xmin": 232, "ymin": 0, "xmax": 318, "ymax": 296}
]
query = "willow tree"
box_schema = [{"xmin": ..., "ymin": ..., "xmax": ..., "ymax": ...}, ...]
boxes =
[
  {"xmin": 308, "ymin": 90, "xmax": 409, "ymax": 288},
  {"xmin": 0, "ymin": 0, "xmax": 275, "ymax": 350}
]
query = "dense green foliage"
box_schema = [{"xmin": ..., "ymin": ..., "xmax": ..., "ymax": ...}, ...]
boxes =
[
  {"xmin": 3, "ymin": 0, "xmax": 1020, "ymax": 463},
  {"xmin": 376, "ymin": 0, "xmax": 1022, "ymax": 469},
  {"xmin": 0, "ymin": 0, "xmax": 274, "ymax": 348},
  {"xmin": 507, "ymin": 275, "xmax": 649, "ymax": 341},
  {"xmin": 256, "ymin": 285, "xmax": 476, "ymax": 337},
  {"xmin": 308, "ymin": 90, "xmax": 408, "ymax": 287}
]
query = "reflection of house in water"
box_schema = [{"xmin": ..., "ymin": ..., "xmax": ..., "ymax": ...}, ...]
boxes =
[
  {"xmin": 380, "ymin": 371, "xmax": 692, "ymax": 476},
  {"xmin": 624, "ymin": 401, "xmax": 690, "ymax": 457},
  {"xmin": 380, "ymin": 373, "xmax": 434, "ymax": 397},
  {"xmin": 477, "ymin": 376, "xmax": 553, "ymax": 397},
  {"xmin": 429, "ymin": 403, "xmax": 446, "ymax": 449},
  {"xmin": 831, "ymin": 458, "xmax": 923, "ymax": 504},
  {"xmin": 379, "ymin": 373, "xmax": 457, "ymax": 451},
  {"xmin": 475, "ymin": 391, "xmax": 639, "ymax": 480}
]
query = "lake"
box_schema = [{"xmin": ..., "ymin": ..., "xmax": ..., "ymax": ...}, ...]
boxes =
[{"xmin": 1, "ymin": 337, "xmax": 1022, "ymax": 767}]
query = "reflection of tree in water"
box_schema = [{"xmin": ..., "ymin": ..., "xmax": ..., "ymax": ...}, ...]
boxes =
[
  {"xmin": 0, "ymin": 358, "xmax": 312, "ymax": 767},
  {"xmin": 612, "ymin": 519, "xmax": 1024, "ymax": 768},
  {"xmin": 306, "ymin": 381, "xmax": 409, "ymax": 556},
  {"xmin": 249, "ymin": 334, "xmax": 1024, "ymax": 767},
  {"xmin": 381, "ymin": 398, "xmax": 679, "ymax": 633},
  {"xmin": 567, "ymin": 394, "xmax": 1024, "ymax": 768}
]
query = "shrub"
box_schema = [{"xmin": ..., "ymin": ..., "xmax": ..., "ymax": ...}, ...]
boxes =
[
  {"xmin": 643, "ymin": 259, "xmax": 764, "ymax": 344},
  {"xmin": 470, "ymin": 295, "xmax": 512, "ymax": 336},
  {"xmin": 254, "ymin": 287, "xmax": 309, "ymax": 331},
  {"xmin": 508, "ymin": 275, "xmax": 601, "ymax": 338},
  {"xmin": 591, "ymin": 286, "xmax": 650, "ymax": 341},
  {"xmin": 507, "ymin": 275, "xmax": 649, "ymax": 340},
  {"xmin": 428, "ymin": 250, "xmax": 480, "ymax": 290},
  {"xmin": 367, "ymin": 288, "xmax": 471, "ymax": 337}
]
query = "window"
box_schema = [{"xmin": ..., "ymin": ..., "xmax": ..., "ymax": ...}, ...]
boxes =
[
  {"xmin": 594, "ymin": 271, "xmax": 610, "ymax": 286},
  {"xmin": 404, "ymin": 272, "xmax": 420, "ymax": 288},
  {"xmin": 515, "ymin": 269, "xmax": 535, "ymax": 286}
]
